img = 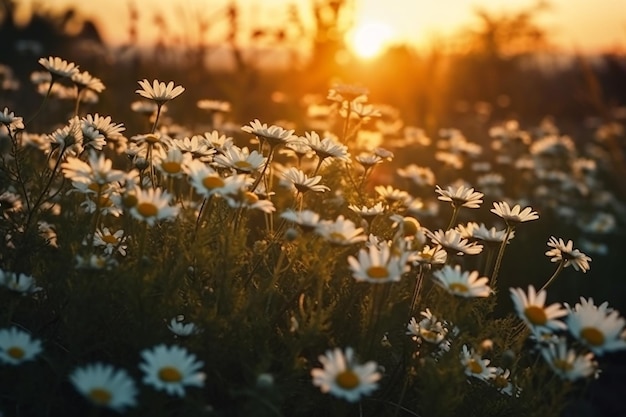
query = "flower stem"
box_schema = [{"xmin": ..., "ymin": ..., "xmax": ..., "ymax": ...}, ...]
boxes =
[
  {"xmin": 490, "ymin": 225, "xmax": 513, "ymax": 288},
  {"xmin": 539, "ymin": 260, "xmax": 565, "ymax": 292}
]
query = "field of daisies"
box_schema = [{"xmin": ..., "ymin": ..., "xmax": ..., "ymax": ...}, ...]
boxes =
[{"xmin": 1, "ymin": 55, "xmax": 625, "ymax": 417}]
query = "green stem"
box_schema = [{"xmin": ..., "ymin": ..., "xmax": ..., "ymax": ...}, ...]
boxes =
[
  {"xmin": 539, "ymin": 260, "xmax": 565, "ymax": 292},
  {"xmin": 446, "ymin": 205, "xmax": 460, "ymax": 230},
  {"xmin": 490, "ymin": 225, "xmax": 513, "ymax": 288},
  {"xmin": 408, "ymin": 266, "xmax": 426, "ymax": 317}
]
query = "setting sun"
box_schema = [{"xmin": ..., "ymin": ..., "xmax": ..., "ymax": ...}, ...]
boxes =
[{"xmin": 348, "ymin": 21, "xmax": 395, "ymax": 59}]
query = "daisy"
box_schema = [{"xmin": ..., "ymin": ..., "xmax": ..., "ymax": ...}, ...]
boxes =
[
  {"xmin": 348, "ymin": 202, "xmax": 385, "ymax": 222},
  {"xmin": 136, "ymin": 79, "xmax": 185, "ymax": 104},
  {"xmin": 71, "ymin": 70, "xmax": 105, "ymax": 93},
  {"xmin": 0, "ymin": 270, "xmax": 42, "ymax": 295},
  {"xmin": 460, "ymin": 345, "xmax": 497, "ymax": 381},
  {"xmin": 280, "ymin": 167, "xmax": 329, "ymax": 194},
  {"xmin": 280, "ymin": 209, "xmax": 320, "ymax": 232},
  {"xmin": 203, "ymin": 130, "xmax": 234, "ymax": 154},
  {"xmin": 374, "ymin": 185, "xmax": 411, "ymax": 207},
  {"xmin": 93, "ymin": 228, "xmax": 127, "ymax": 256},
  {"xmin": 435, "ymin": 184, "xmax": 484, "ymax": 209},
  {"xmin": 213, "ymin": 146, "xmax": 267, "ymax": 174},
  {"xmin": 61, "ymin": 151, "xmax": 127, "ymax": 188},
  {"xmin": 315, "ymin": 215, "xmax": 367, "ymax": 246},
  {"xmin": 302, "ymin": 131, "xmax": 350, "ymax": 162},
  {"xmin": 167, "ymin": 317, "xmax": 199, "ymax": 337},
  {"xmin": 82, "ymin": 113, "xmax": 126, "ymax": 143},
  {"xmin": 38, "ymin": 56, "xmax": 79, "ymax": 79},
  {"xmin": 173, "ymin": 135, "xmax": 216, "ymax": 161},
  {"xmin": 0, "ymin": 327, "xmax": 43, "ymax": 365},
  {"xmin": 156, "ymin": 147, "xmax": 192, "ymax": 178},
  {"xmin": 48, "ymin": 117, "xmax": 84, "ymax": 155},
  {"xmin": 490, "ymin": 201, "xmax": 539, "ymax": 225},
  {"xmin": 311, "ymin": 347, "xmax": 380, "ymax": 402},
  {"xmin": 432, "ymin": 265, "xmax": 491, "ymax": 298},
  {"xmin": 69, "ymin": 363, "xmax": 137, "ymax": 412},
  {"xmin": 129, "ymin": 187, "xmax": 179, "ymax": 226},
  {"xmin": 540, "ymin": 338, "xmax": 598, "ymax": 381},
  {"xmin": 545, "ymin": 237, "xmax": 592, "ymax": 273},
  {"xmin": 241, "ymin": 119, "xmax": 296, "ymax": 148},
  {"xmin": 397, "ymin": 164, "xmax": 435, "ymax": 187},
  {"xmin": 509, "ymin": 285, "xmax": 567, "ymax": 331},
  {"xmin": 566, "ymin": 298, "xmax": 626, "ymax": 355},
  {"xmin": 81, "ymin": 125, "xmax": 106, "ymax": 150},
  {"xmin": 355, "ymin": 152, "xmax": 384, "ymax": 169},
  {"xmin": 492, "ymin": 367, "xmax": 518, "ymax": 396},
  {"xmin": 223, "ymin": 189, "xmax": 276, "ymax": 213},
  {"xmin": 327, "ymin": 83, "xmax": 369, "ymax": 103},
  {"xmin": 342, "ymin": 101, "xmax": 381, "ymax": 120},
  {"xmin": 472, "ymin": 223, "xmax": 515, "ymax": 247},
  {"xmin": 139, "ymin": 344, "xmax": 205, "ymax": 397},
  {"xmin": 0, "ymin": 107, "xmax": 24, "ymax": 131},
  {"xmin": 187, "ymin": 160, "xmax": 251, "ymax": 197},
  {"xmin": 197, "ymin": 99, "xmax": 231, "ymax": 113},
  {"xmin": 348, "ymin": 245, "xmax": 410, "ymax": 284},
  {"xmin": 412, "ymin": 245, "xmax": 447, "ymax": 267},
  {"xmin": 406, "ymin": 309, "xmax": 448, "ymax": 344},
  {"xmin": 428, "ymin": 229, "xmax": 483, "ymax": 255}
]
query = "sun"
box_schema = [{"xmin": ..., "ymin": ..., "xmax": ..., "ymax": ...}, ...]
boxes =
[{"xmin": 348, "ymin": 21, "xmax": 395, "ymax": 59}]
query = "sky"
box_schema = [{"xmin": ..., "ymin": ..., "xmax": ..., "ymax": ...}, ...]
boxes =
[{"xmin": 15, "ymin": 0, "xmax": 626, "ymax": 53}]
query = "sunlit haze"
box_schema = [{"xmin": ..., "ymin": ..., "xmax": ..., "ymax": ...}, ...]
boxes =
[{"xmin": 15, "ymin": 0, "xmax": 626, "ymax": 53}]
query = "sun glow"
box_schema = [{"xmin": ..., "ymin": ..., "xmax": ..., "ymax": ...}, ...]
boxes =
[{"xmin": 348, "ymin": 21, "xmax": 395, "ymax": 59}]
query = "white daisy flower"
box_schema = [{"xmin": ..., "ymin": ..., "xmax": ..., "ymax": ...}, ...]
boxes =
[
  {"xmin": 0, "ymin": 270, "xmax": 42, "ymax": 295},
  {"xmin": 136, "ymin": 79, "xmax": 185, "ymax": 104},
  {"xmin": 69, "ymin": 363, "xmax": 137, "ymax": 412},
  {"xmin": 311, "ymin": 347, "xmax": 381, "ymax": 402},
  {"xmin": 167, "ymin": 317, "xmax": 199, "ymax": 337},
  {"xmin": 509, "ymin": 285, "xmax": 567, "ymax": 332},
  {"xmin": 38, "ymin": 56, "xmax": 79, "ymax": 79},
  {"xmin": 428, "ymin": 229, "xmax": 483, "ymax": 255},
  {"xmin": 460, "ymin": 345, "xmax": 496, "ymax": 381},
  {"xmin": 540, "ymin": 338, "xmax": 598, "ymax": 381},
  {"xmin": 432, "ymin": 265, "xmax": 491, "ymax": 298},
  {"xmin": 72, "ymin": 70, "xmax": 105, "ymax": 93},
  {"xmin": 397, "ymin": 164, "xmax": 435, "ymax": 187},
  {"xmin": 490, "ymin": 201, "xmax": 539, "ymax": 225},
  {"xmin": 280, "ymin": 167, "xmax": 329, "ymax": 194},
  {"xmin": 139, "ymin": 344, "xmax": 205, "ymax": 397},
  {"xmin": 406, "ymin": 309, "xmax": 448, "ymax": 344},
  {"xmin": 0, "ymin": 327, "xmax": 43, "ymax": 365},
  {"xmin": 302, "ymin": 131, "xmax": 350, "ymax": 162},
  {"xmin": 566, "ymin": 298, "xmax": 626, "ymax": 355},
  {"xmin": 545, "ymin": 237, "xmax": 592, "ymax": 273},
  {"xmin": 213, "ymin": 146, "xmax": 267, "ymax": 174},
  {"xmin": 280, "ymin": 209, "xmax": 321, "ymax": 232},
  {"xmin": 241, "ymin": 119, "xmax": 296, "ymax": 148},
  {"xmin": 348, "ymin": 202, "xmax": 385, "ymax": 221},
  {"xmin": 93, "ymin": 228, "xmax": 127, "ymax": 256},
  {"xmin": 129, "ymin": 187, "xmax": 179, "ymax": 226},
  {"xmin": 0, "ymin": 107, "xmax": 24, "ymax": 130},
  {"xmin": 435, "ymin": 184, "xmax": 484, "ymax": 209},
  {"xmin": 348, "ymin": 245, "xmax": 410, "ymax": 284},
  {"xmin": 315, "ymin": 215, "xmax": 367, "ymax": 246}
]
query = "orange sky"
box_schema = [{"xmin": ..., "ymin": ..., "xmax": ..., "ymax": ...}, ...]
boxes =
[{"xmin": 16, "ymin": 0, "xmax": 626, "ymax": 53}]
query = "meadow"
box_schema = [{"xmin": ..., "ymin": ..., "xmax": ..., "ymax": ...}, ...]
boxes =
[{"xmin": 1, "ymin": 2, "xmax": 626, "ymax": 416}]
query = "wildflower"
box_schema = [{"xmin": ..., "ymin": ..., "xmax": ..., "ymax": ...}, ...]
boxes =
[
  {"xmin": 72, "ymin": 70, "xmax": 105, "ymax": 93},
  {"xmin": 93, "ymin": 228, "xmax": 127, "ymax": 256},
  {"xmin": 187, "ymin": 160, "xmax": 250, "ymax": 197},
  {"xmin": 545, "ymin": 237, "xmax": 592, "ymax": 273},
  {"xmin": 355, "ymin": 152, "xmax": 384, "ymax": 169},
  {"xmin": 397, "ymin": 164, "xmax": 435, "ymax": 187},
  {"xmin": 69, "ymin": 363, "xmax": 137, "ymax": 412},
  {"xmin": 38, "ymin": 56, "xmax": 79, "ymax": 79},
  {"xmin": 280, "ymin": 167, "xmax": 329, "ymax": 194},
  {"xmin": 435, "ymin": 185, "xmax": 484, "ymax": 209},
  {"xmin": 129, "ymin": 187, "xmax": 179, "ymax": 226},
  {"xmin": 156, "ymin": 147, "xmax": 192, "ymax": 178},
  {"xmin": 432, "ymin": 265, "xmax": 491, "ymax": 298},
  {"xmin": 213, "ymin": 146, "xmax": 266, "ymax": 174},
  {"xmin": 540, "ymin": 338, "xmax": 598, "ymax": 381},
  {"xmin": 327, "ymin": 83, "xmax": 369, "ymax": 103},
  {"xmin": 348, "ymin": 245, "xmax": 410, "ymax": 284},
  {"xmin": 0, "ymin": 327, "xmax": 43, "ymax": 365},
  {"xmin": 316, "ymin": 215, "xmax": 367, "ymax": 246},
  {"xmin": 412, "ymin": 245, "xmax": 447, "ymax": 267},
  {"xmin": 224, "ymin": 188, "xmax": 276, "ymax": 213},
  {"xmin": 311, "ymin": 347, "xmax": 380, "ymax": 402},
  {"xmin": 342, "ymin": 101, "xmax": 381, "ymax": 120},
  {"xmin": 348, "ymin": 202, "xmax": 385, "ymax": 221},
  {"xmin": 139, "ymin": 344, "xmax": 205, "ymax": 397},
  {"xmin": 492, "ymin": 367, "xmax": 518, "ymax": 396},
  {"xmin": 428, "ymin": 229, "xmax": 483, "ymax": 255},
  {"xmin": 167, "ymin": 317, "xmax": 199, "ymax": 337},
  {"xmin": 203, "ymin": 130, "xmax": 234, "ymax": 154},
  {"xmin": 49, "ymin": 117, "xmax": 84, "ymax": 155},
  {"xmin": 566, "ymin": 298, "xmax": 626, "ymax": 355},
  {"xmin": 509, "ymin": 285, "xmax": 567, "ymax": 332},
  {"xmin": 406, "ymin": 309, "xmax": 448, "ymax": 344},
  {"xmin": 135, "ymin": 79, "xmax": 185, "ymax": 104},
  {"xmin": 374, "ymin": 185, "xmax": 411, "ymax": 207},
  {"xmin": 241, "ymin": 119, "xmax": 296, "ymax": 148},
  {"xmin": 197, "ymin": 99, "xmax": 231, "ymax": 113},
  {"xmin": 0, "ymin": 270, "xmax": 42, "ymax": 295},
  {"xmin": 302, "ymin": 131, "xmax": 350, "ymax": 162},
  {"xmin": 173, "ymin": 135, "xmax": 216, "ymax": 161},
  {"xmin": 490, "ymin": 201, "xmax": 539, "ymax": 225},
  {"xmin": 472, "ymin": 223, "xmax": 515, "ymax": 247},
  {"xmin": 61, "ymin": 151, "xmax": 127, "ymax": 188},
  {"xmin": 0, "ymin": 107, "xmax": 24, "ymax": 130},
  {"xmin": 460, "ymin": 345, "xmax": 497, "ymax": 381},
  {"xmin": 82, "ymin": 113, "xmax": 126, "ymax": 144},
  {"xmin": 280, "ymin": 209, "xmax": 321, "ymax": 232}
]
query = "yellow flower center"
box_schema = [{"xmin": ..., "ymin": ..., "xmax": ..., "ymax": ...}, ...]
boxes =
[
  {"xmin": 420, "ymin": 329, "xmax": 439, "ymax": 343},
  {"xmin": 102, "ymin": 234, "xmax": 118, "ymax": 244},
  {"xmin": 202, "ymin": 176, "xmax": 224, "ymax": 190},
  {"xmin": 88, "ymin": 388, "xmax": 112, "ymax": 405},
  {"xmin": 449, "ymin": 282, "xmax": 468, "ymax": 294},
  {"xmin": 581, "ymin": 327, "xmax": 605, "ymax": 346},
  {"xmin": 553, "ymin": 359, "xmax": 574, "ymax": 372},
  {"xmin": 329, "ymin": 232, "xmax": 346, "ymax": 242},
  {"xmin": 402, "ymin": 218, "xmax": 420, "ymax": 237},
  {"xmin": 144, "ymin": 134, "xmax": 160, "ymax": 144},
  {"xmin": 366, "ymin": 265, "xmax": 390, "ymax": 279},
  {"xmin": 234, "ymin": 160, "xmax": 252, "ymax": 170},
  {"xmin": 335, "ymin": 369, "xmax": 360, "ymax": 390},
  {"xmin": 88, "ymin": 182, "xmax": 102, "ymax": 192},
  {"xmin": 468, "ymin": 359, "xmax": 483, "ymax": 374},
  {"xmin": 524, "ymin": 306, "xmax": 548, "ymax": 326},
  {"xmin": 158, "ymin": 366, "xmax": 183, "ymax": 383},
  {"xmin": 136, "ymin": 202, "xmax": 158, "ymax": 218},
  {"xmin": 244, "ymin": 191, "xmax": 259, "ymax": 204},
  {"xmin": 161, "ymin": 161, "xmax": 182, "ymax": 174},
  {"xmin": 7, "ymin": 346, "xmax": 25, "ymax": 359}
]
